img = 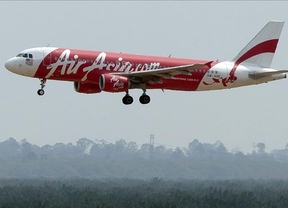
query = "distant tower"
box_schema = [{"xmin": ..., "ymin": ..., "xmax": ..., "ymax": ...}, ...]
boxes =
[{"xmin": 150, "ymin": 134, "xmax": 155, "ymax": 160}]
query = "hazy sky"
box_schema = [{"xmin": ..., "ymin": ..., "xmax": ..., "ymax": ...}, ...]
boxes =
[{"xmin": 1, "ymin": 1, "xmax": 288, "ymax": 153}]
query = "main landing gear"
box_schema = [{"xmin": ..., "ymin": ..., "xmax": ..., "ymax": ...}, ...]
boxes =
[
  {"xmin": 122, "ymin": 91, "xmax": 150, "ymax": 105},
  {"xmin": 122, "ymin": 94, "xmax": 133, "ymax": 105},
  {"xmin": 37, "ymin": 79, "xmax": 46, "ymax": 96},
  {"xmin": 139, "ymin": 93, "xmax": 150, "ymax": 104}
]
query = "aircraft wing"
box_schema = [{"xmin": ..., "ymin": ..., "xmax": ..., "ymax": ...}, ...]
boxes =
[
  {"xmin": 114, "ymin": 61, "xmax": 213, "ymax": 84},
  {"xmin": 249, "ymin": 70, "xmax": 288, "ymax": 79}
]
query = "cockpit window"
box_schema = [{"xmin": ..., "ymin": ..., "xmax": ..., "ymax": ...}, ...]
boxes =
[{"xmin": 16, "ymin": 53, "xmax": 33, "ymax": 58}]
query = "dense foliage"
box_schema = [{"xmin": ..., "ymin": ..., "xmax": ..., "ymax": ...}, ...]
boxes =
[
  {"xmin": 1, "ymin": 137, "xmax": 287, "ymax": 161},
  {"xmin": 0, "ymin": 138, "xmax": 288, "ymax": 179},
  {"xmin": 0, "ymin": 138, "xmax": 287, "ymax": 207},
  {"xmin": 0, "ymin": 178, "xmax": 288, "ymax": 208}
]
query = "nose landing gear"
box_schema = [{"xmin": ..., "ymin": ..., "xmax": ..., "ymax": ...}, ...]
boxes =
[{"xmin": 37, "ymin": 79, "xmax": 46, "ymax": 96}]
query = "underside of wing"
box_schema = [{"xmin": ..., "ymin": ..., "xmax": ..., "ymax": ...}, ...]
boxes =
[
  {"xmin": 249, "ymin": 70, "xmax": 288, "ymax": 79},
  {"xmin": 114, "ymin": 61, "xmax": 213, "ymax": 84}
]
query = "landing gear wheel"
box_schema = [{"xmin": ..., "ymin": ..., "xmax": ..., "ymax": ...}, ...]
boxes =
[
  {"xmin": 37, "ymin": 79, "xmax": 46, "ymax": 96},
  {"xmin": 139, "ymin": 94, "xmax": 150, "ymax": 104},
  {"xmin": 37, "ymin": 89, "xmax": 45, "ymax": 96},
  {"xmin": 122, "ymin": 95, "xmax": 133, "ymax": 105}
]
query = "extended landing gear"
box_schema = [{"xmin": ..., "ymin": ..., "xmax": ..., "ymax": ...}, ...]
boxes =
[
  {"xmin": 37, "ymin": 79, "xmax": 46, "ymax": 96},
  {"xmin": 122, "ymin": 94, "xmax": 134, "ymax": 105},
  {"xmin": 139, "ymin": 93, "xmax": 150, "ymax": 104},
  {"xmin": 122, "ymin": 92, "xmax": 150, "ymax": 105},
  {"xmin": 139, "ymin": 85, "xmax": 150, "ymax": 104},
  {"xmin": 122, "ymin": 83, "xmax": 150, "ymax": 105}
]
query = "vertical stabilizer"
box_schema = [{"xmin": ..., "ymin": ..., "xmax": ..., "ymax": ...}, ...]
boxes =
[{"xmin": 232, "ymin": 21, "xmax": 284, "ymax": 68}]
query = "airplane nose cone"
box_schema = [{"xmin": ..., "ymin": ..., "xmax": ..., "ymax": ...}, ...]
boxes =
[{"xmin": 5, "ymin": 59, "xmax": 14, "ymax": 72}]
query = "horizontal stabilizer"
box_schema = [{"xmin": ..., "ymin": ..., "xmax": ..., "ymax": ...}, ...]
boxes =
[{"xmin": 249, "ymin": 70, "xmax": 288, "ymax": 79}]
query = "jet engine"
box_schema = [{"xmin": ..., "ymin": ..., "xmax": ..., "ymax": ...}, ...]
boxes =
[
  {"xmin": 99, "ymin": 74, "xmax": 129, "ymax": 93},
  {"xmin": 74, "ymin": 82, "xmax": 102, "ymax": 94}
]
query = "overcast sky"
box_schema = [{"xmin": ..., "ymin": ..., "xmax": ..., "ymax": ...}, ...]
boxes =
[{"xmin": 1, "ymin": 1, "xmax": 288, "ymax": 153}]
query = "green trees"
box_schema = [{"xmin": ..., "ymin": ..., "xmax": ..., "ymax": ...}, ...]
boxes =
[
  {"xmin": 1, "ymin": 138, "xmax": 288, "ymax": 207},
  {"xmin": 0, "ymin": 179, "xmax": 288, "ymax": 208},
  {"xmin": 1, "ymin": 137, "xmax": 287, "ymax": 162},
  {"xmin": 0, "ymin": 138, "xmax": 288, "ymax": 179}
]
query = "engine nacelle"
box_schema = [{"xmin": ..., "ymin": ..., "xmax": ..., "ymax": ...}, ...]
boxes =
[
  {"xmin": 99, "ymin": 74, "xmax": 129, "ymax": 93},
  {"xmin": 74, "ymin": 82, "xmax": 102, "ymax": 94}
]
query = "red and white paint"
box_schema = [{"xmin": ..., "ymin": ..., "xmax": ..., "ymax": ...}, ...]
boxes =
[{"xmin": 5, "ymin": 21, "xmax": 287, "ymax": 105}]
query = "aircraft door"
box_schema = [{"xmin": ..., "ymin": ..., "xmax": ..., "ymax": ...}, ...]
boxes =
[{"xmin": 43, "ymin": 50, "xmax": 52, "ymax": 66}]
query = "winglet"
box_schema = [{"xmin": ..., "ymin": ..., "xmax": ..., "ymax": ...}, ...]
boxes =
[
  {"xmin": 232, "ymin": 21, "xmax": 284, "ymax": 68},
  {"xmin": 205, "ymin": 61, "xmax": 213, "ymax": 68}
]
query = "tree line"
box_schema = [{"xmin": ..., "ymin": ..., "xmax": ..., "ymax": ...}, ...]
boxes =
[
  {"xmin": 0, "ymin": 137, "xmax": 287, "ymax": 161},
  {"xmin": 0, "ymin": 137, "xmax": 288, "ymax": 179}
]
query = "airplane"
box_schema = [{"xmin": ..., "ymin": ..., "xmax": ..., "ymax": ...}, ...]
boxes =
[{"xmin": 5, "ymin": 21, "xmax": 288, "ymax": 105}]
